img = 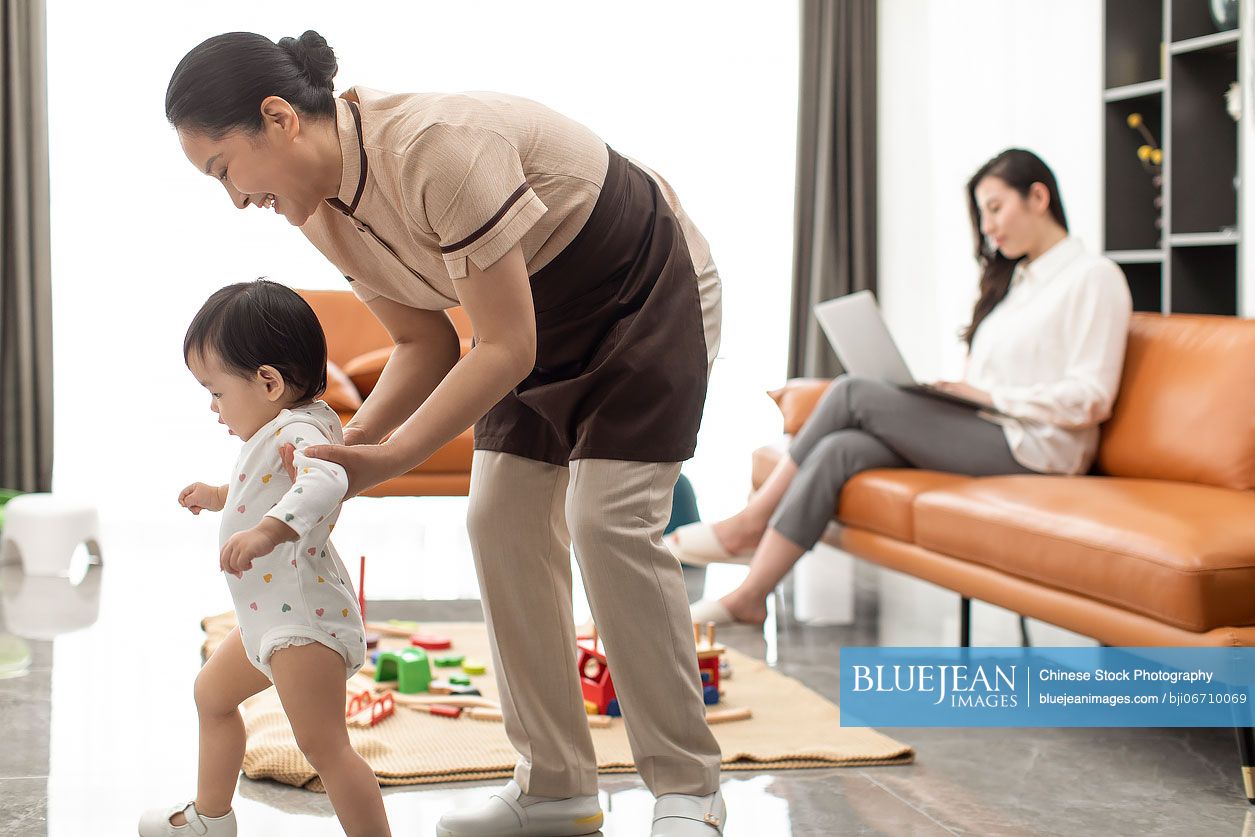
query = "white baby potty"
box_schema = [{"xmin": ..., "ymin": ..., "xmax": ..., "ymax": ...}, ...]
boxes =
[{"xmin": 0, "ymin": 493, "xmax": 102, "ymax": 577}]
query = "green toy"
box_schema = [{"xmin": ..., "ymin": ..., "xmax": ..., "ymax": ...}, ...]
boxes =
[
  {"xmin": 449, "ymin": 674, "xmax": 472, "ymax": 686},
  {"xmin": 461, "ymin": 659, "xmax": 487, "ymax": 676},
  {"xmin": 434, "ymin": 654, "xmax": 465, "ymax": 668},
  {"xmin": 375, "ymin": 648, "xmax": 432, "ymax": 694}
]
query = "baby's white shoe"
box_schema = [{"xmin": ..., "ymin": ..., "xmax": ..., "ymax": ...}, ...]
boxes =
[
  {"xmin": 435, "ymin": 779, "xmax": 603, "ymax": 836},
  {"xmin": 137, "ymin": 801, "xmax": 237, "ymax": 836}
]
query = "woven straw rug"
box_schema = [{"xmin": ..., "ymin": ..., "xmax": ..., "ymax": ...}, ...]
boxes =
[{"xmin": 201, "ymin": 612, "xmax": 912, "ymax": 791}]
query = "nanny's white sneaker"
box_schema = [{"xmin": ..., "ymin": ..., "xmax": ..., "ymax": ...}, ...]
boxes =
[
  {"xmin": 651, "ymin": 789, "xmax": 726, "ymax": 836},
  {"xmin": 435, "ymin": 780, "xmax": 603, "ymax": 837}
]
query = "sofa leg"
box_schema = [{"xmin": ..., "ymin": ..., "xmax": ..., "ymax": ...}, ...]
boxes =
[
  {"xmin": 1238, "ymin": 726, "xmax": 1255, "ymax": 805},
  {"xmin": 1019, "ymin": 615, "xmax": 1031, "ymax": 647},
  {"xmin": 959, "ymin": 596, "xmax": 971, "ymax": 647}
]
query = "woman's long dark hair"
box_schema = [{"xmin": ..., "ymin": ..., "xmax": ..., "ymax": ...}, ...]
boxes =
[
  {"xmin": 962, "ymin": 149, "xmax": 1068, "ymax": 346},
  {"xmin": 165, "ymin": 30, "xmax": 338, "ymax": 138}
]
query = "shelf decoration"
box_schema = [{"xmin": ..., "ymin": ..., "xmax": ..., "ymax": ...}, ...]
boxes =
[{"xmin": 1127, "ymin": 112, "xmax": 1164, "ymax": 238}]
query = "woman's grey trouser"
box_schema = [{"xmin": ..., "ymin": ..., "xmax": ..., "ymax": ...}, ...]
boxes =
[{"xmin": 770, "ymin": 376, "xmax": 1035, "ymax": 548}]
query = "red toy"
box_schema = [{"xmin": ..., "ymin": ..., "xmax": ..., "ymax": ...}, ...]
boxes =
[
  {"xmin": 576, "ymin": 622, "xmax": 727, "ymax": 716},
  {"xmin": 576, "ymin": 627, "xmax": 618, "ymax": 715},
  {"xmin": 346, "ymin": 689, "xmax": 395, "ymax": 727},
  {"xmin": 410, "ymin": 634, "xmax": 453, "ymax": 651}
]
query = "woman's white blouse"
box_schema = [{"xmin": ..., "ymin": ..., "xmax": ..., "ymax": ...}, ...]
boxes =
[{"xmin": 965, "ymin": 236, "xmax": 1133, "ymax": 475}]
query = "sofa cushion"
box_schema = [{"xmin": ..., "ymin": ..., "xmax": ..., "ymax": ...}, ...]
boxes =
[
  {"xmin": 913, "ymin": 476, "xmax": 1255, "ymax": 631},
  {"xmin": 841, "ymin": 470, "xmax": 975, "ymax": 542},
  {"xmin": 752, "ymin": 444, "xmax": 971, "ymax": 542},
  {"xmin": 1098, "ymin": 313, "xmax": 1255, "ymax": 491}
]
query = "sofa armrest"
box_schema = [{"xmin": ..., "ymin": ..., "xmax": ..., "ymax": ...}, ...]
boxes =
[{"xmin": 767, "ymin": 378, "xmax": 833, "ymax": 435}]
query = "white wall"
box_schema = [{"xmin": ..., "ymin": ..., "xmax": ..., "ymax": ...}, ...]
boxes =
[
  {"xmin": 46, "ymin": 1, "xmax": 797, "ymax": 523},
  {"xmin": 877, "ymin": 0, "xmax": 1104, "ymax": 379}
]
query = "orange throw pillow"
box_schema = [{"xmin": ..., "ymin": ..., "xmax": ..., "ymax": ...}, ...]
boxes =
[{"xmin": 322, "ymin": 360, "xmax": 363, "ymax": 411}]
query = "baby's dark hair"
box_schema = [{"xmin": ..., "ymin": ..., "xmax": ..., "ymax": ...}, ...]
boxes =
[{"xmin": 184, "ymin": 279, "xmax": 327, "ymax": 405}]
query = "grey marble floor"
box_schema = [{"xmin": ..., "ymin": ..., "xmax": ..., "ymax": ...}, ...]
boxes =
[{"xmin": 0, "ymin": 522, "xmax": 1252, "ymax": 837}]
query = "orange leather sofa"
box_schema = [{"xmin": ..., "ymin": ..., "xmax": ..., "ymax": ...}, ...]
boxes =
[
  {"xmin": 758, "ymin": 313, "xmax": 1255, "ymax": 801},
  {"xmin": 759, "ymin": 313, "xmax": 1255, "ymax": 645},
  {"xmin": 298, "ymin": 289, "xmax": 474, "ymax": 498}
]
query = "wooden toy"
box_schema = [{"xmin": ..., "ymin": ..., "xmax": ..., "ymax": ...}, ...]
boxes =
[
  {"xmin": 694, "ymin": 622, "xmax": 727, "ymax": 696},
  {"xmin": 407, "ymin": 702, "xmax": 463, "ymax": 719},
  {"xmin": 467, "ymin": 706, "xmax": 612, "ymax": 729},
  {"xmin": 365, "ymin": 622, "xmax": 418, "ymax": 639},
  {"xmin": 578, "ymin": 622, "xmax": 727, "ymax": 715},
  {"xmin": 427, "ymin": 680, "xmax": 456, "ymax": 695},
  {"xmin": 449, "ymin": 674, "xmax": 472, "ymax": 686},
  {"xmin": 374, "ymin": 648, "xmax": 432, "ymax": 694},
  {"xmin": 410, "ymin": 633, "xmax": 453, "ymax": 650},
  {"xmin": 346, "ymin": 690, "xmax": 395, "ymax": 727},
  {"xmin": 576, "ymin": 626, "xmax": 617, "ymax": 716},
  {"xmin": 705, "ymin": 706, "xmax": 751, "ymax": 725},
  {"xmin": 461, "ymin": 658, "xmax": 486, "ymax": 675},
  {"xmin": 346, "ymin": 689, "xmax": 373, "ymax": 719},
  {"xmin": 425, "ymin": 680, "xmax": 483, "ymax": 697},
  {"xmin": 434, "ymin": 654, "xmax": 465, "ymax": 668},
  {"xmin": 388, "ymin": 691, "xmax": 498, "ymax": 710}
]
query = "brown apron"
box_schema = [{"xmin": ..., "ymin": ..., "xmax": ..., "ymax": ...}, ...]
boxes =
[{"xmin": 473, "ymin": 146, "xmax": 710, "ymax": 466}]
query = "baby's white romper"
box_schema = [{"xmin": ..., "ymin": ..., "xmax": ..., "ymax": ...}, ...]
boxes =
[{"xmin": 220, "ymin": 400, "xmax": 366, "ymax": 680}]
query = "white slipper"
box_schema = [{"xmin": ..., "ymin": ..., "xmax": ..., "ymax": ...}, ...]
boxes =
[
  {"xmin": 689, "ymin": 598, "xmax": 735, "ymax": 626},
  {"xmin": 666, "ymin": 523, "xmax": 754, "ymax": 567}
]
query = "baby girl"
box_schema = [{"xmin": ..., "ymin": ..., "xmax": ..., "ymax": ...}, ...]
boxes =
[{"xmin": 139, "ymin": 280, "xmax": 390, "ymax": 836}]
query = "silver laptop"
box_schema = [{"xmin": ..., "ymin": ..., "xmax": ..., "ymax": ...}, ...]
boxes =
[{"xmin": 813, "ymin": 290, "xmax": 999, "ymax": 414}]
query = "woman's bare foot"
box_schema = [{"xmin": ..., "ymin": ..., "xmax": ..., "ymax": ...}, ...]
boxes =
[
  {"xmin": 702, "ymin": 511, "xmax": 768, "ymax": 557},
  {"xmin": 719, "ymin": 592, "xmax": 768, "ymax": 626}
]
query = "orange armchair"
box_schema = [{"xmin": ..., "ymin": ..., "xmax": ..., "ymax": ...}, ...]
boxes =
[{"xmin": 298, "ymin": 289, "xmax": 474, "ymax": 497}]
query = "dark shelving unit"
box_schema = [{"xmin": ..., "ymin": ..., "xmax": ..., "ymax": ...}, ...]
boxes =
[{"xmin": 1103, "ymin": 0, "xmax": 1242, "ymax": 315}]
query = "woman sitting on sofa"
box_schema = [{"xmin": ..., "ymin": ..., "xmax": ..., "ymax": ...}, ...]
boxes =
[{"xmin": 670, "ymin": 148, "xmax": 1134, "ymax": 626}]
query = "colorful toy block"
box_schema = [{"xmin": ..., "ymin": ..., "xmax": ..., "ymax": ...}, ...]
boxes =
[
  {"xmin": 410, "ymin": 633, "xmax": 453, "ymax": 650},
  {"xmin": 374, "ymin": 648, "xmax": 432, "ymax": 694},
  {"xmin": 578, "ymin": 622, "xmax": 727, "ymax": 716}
]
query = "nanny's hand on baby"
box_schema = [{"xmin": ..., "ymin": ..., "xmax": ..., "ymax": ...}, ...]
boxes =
[
  {"xmin": 278, "ymin": 426, "xmax": 394, "ymax": 499},
  {"xmin": 276, "ymin": 425, "xmax": 369, "ymax": 484},
  {"xmin": 179, "ymin": 482, "xmax": 225, "ymax": 515}
]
